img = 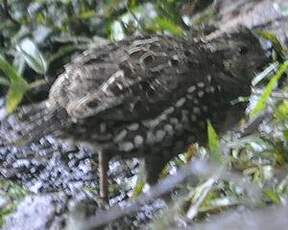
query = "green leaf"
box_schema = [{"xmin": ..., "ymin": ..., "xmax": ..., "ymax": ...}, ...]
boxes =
[
  {"xmin": 132, "ymin": 162, "xmax": 146, "ymax": 198},
  {"xmin": 6, "ymin": 81, "xmax": 28, "ymax": 113},
  {"xmin": 16, "ymin": 38, "xmax": 47, "ymax": 74},
  {"xmin": 128, "ymin": 0, "xmax": 138, "ymax": 9},
  {"xmin": 275, "ymin": 100, "xmax": 288, "ymax": 121},
  {"xmin": 0, "ymin": 180, "xmax": 27, "ymax": 227},
  {"xmin": 283, "ymin": 130, "xmax": 288, "ymax": 141},
  {"xmin": 132, "ymin": 179, "xmax": 145, "ymax": 198},
  {"xmin": 250, "ymin": 60, "xmax": 288, "ymax": 118},
  {"xmin": 153, "ymin": 17, "xmax": 184, "ymax": 37},
  {"xmin": 0, "ymin": 55, "xmax": 26, "ymax": 83},
  {"xmin": 78, "ymin": 10, "xmax": 96, "ymax": 20},
  {"xmin": 264, "ymin": 189, "xmax": 281, "ymax": 204},
  {"xmin": 207, "ymin": 121, "xmax": 223, "ymax": 163},
  {"xmin": 0, "ymin": 54, "xmax": 29, "ymax": 112}
]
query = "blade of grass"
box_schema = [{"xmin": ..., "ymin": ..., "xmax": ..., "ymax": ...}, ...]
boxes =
[
  {"xmin": 6, "ymin": 82, "xmax": 27, "ymax": 113},
  {"xmin": 250, "ymin": 60, "xmax": 288, "ymax": 118},
  {"xmin": 0, "ymin": 55, "xmax": 27, "ymax": 83},
  {"xmin": 256, "ymin": 31, "xmax": 287, "ymax": 59},
  {"xmin": 207, "ymin": 121, "xmax": 223, "ymax": 163},
  {"xmin": 0, "ymin": 54, "xmax": 29, "ymax": 112},
  {"xmin": 152, "ymin": 17, "xmax": 184, "ymax": 37}
]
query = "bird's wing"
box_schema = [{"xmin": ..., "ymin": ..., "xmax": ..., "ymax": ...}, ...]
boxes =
[
  {"xmin": 49, "ymin": 28, "xmax": 268, "ymax": 122},
  {"xmin": 50, "ymin": 35, "xmax": 202, "ymax": 121}
]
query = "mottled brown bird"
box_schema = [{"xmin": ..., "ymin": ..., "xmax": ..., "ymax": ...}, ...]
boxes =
[{"xmin": 2, "ymin": 27, "xmax": 270, "ymax": 201}]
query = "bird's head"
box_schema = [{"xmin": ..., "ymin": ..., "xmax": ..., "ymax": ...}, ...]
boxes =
[{"xmin": 207, "ymin": 27, "xmax": 272, "ymax": 85}]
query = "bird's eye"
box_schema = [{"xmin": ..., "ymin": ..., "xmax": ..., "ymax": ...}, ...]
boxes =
[
  {"xmin": 239, "ymin": 46, "xmax": 248, "ymax": 55},
  {"xmin": 87, "ymin": 100, "xmax": 99, "ymax": 108}
]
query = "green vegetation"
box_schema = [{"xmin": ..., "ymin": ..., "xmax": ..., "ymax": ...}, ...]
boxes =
[
  {"xmin": 0, "ymin": 180, "xmax": 27, "ymax": 226},
  {"xmin": 0, "ymin": 0, "xmax": 197, "ymax": 111}
]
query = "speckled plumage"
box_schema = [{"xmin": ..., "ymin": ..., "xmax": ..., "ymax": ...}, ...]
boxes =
[{"xmin": 2, "ymin": 28, "xmax": 269, "ymax": 189}]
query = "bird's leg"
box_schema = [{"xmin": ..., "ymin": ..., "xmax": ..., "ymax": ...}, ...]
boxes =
[
  {"xmin": 99, "ymin": 151, "xmax": 109, "ymax": 204},
  {"xmin": 144, "ymin": 156, "xmax": 169, "ymax": 185},
  {"xmin": 144, "ymin": 156, "xmax": 174, "ymax": 202}
]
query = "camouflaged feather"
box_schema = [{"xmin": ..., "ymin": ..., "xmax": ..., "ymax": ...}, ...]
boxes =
[{"xmin": 1, "ymin": 28, "xmax": 270, "ymax": 182}]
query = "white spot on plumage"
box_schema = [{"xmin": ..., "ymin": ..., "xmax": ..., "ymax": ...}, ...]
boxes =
[
  {"xmin": 197, "ymin": 91, "xmax": 204, "ymax": 98},
  {"xmin": 193, "ymin": 99, "xmax": 199, "ymax": 104},
  {"xmin": 175, "ymin": 97, "xmax": 186, "ymax": 107},
  {"xmin": 197, "ymin": 82, "xmax": 205, "ymax": 88},
  {"xmin": 164, "ymin": 124, "xmax": 173, "ymax": 135},
  {"xmin": 100, "ymin": 122, "xmax": 106, "ymax": 133},
  {"xmin": 146, "ymin": 131, "xmax": 155, "ymax": 144},
  {"xmin": 119, "ymin": 142, "xmax": 134, "ymax": 152},
  {"xmin": 164, "ymin": 107, "xmax": 174, "ymax": 114},
  {"xmin": 102, "ymin": 70, "xmax": 125, "ymax": 92},
  {"xmin": 193, "ymin": 107, "xmax": 201, "ymax": 114},
  {"xmin": 207, "ymin": 75, "xmax": 212, "ymax": 82},
  {"xmin": 207, "ymin": 86, "xmax": 215, "ymax": 93},
  {"xmin": 175, "ymin": 123, "xmax": 183, "ymax": 132},
  {"xmin": 187, "ymin": 86, "xmax": 196, "ymax": 93},
  {"xmin": 170, "ymin": 118, "xmax": 179, "ymax": 125},
  {"xmin": 132, "ymin": 37, "xmax": 160, "ymax": 46},
  {"xmin": 181, "ymin": 110, "xmax": 189, "ymax": 123},
  {"xmin": 134, "ymin": 135, "xmax": 144, "ymax": 146},
  {"xmin": 127, "ymin": 123, "xmax": 139, "ymax": 131},
  {"xmin": 113, "ymin": 129, "xmax": 127, "ymax": 142},
  {"xmin": 186, "ymin": 94, "xmax": 193, "ymax": 100},
  {"xmin": 144, "ymin": 113, "xmax": 167, "ymax": 128},
  {"xmin": 155, "ymin": 130, "xmax": 166, "ymax": 142}
]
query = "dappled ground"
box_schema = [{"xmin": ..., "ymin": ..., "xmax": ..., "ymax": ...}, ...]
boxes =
[
  {"xmin": 0, "ymin": 0, "xmax": 288, "ymax": 229},
  {"xmin": 0, "ymin": 102, "xmax": 165, "ymax": 229}
]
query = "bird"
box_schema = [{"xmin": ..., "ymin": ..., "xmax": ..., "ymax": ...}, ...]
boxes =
[{"xmin": 1, "ymin": 27, "xmax": 270, "ymax": 202}]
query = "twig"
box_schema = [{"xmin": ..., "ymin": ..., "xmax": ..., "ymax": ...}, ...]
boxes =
[
  {"xmin": 239, "ymin": 111, "xmax": 273, "ymax": 137},
  {"xmin": 186, "ymin": 170, "xmax": 222, "ymax": 219},
  {"xmin": 252, "ymin": 89, "xmax": 288, "ymax": 100},
  {"xmin": 252, "ymin": 62, "xmax": 278, "ymax": 86}
]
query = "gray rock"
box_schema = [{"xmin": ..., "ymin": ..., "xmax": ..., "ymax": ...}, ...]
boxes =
[{"xmin": 3, "ymin": 193, "xmax": 67, "ymax": 230}]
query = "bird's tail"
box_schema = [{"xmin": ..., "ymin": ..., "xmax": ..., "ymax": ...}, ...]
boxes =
[{"xmin": 0, "ymin": 102, "xmax": 69, "ymax": 146}]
